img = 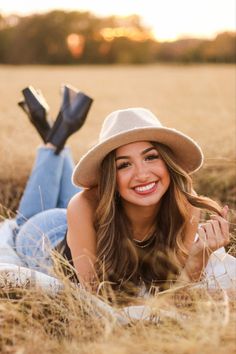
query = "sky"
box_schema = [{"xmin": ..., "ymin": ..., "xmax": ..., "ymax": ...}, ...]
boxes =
[{"xmin": 0, "ymin": 0, "xmax": 235, "ymax": 41}]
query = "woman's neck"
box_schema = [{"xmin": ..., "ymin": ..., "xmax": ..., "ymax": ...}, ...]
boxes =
[{"xmin": 122, "ymin": 200, "xmax": 160, "ymax": 241}]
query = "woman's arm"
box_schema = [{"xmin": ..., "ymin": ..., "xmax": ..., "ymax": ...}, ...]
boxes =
[
  {"xmin": 180, "ymin": 206, "xmax": 230, "ymax": 282},
  {"xmin": 66, "ymin": 189, "xmax": 98, "ymax": 291}
]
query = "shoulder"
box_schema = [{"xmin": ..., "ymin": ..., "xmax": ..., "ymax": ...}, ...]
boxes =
[
  {"xmin": 67, "ymin": 188, "xmax": 98, "ymax": 220},
  {"xmin": 66, "ymin": 189, "xmax": 98, "ymax": 248}
]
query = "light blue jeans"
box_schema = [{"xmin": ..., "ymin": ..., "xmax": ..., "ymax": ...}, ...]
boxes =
[{"xmin": 15, "ymin": 146, "xmax": 81, "ymax": 274}]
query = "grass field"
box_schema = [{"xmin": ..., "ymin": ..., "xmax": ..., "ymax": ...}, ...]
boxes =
[
  {"xmin": 0, "ymin": 64, "xmax": 235, "ymax": 179},
  {"xmin": 0, "ymin": 64, "xmax": 236, "ymax": 354},
  {"xmin": 0, "ymin": 64, "xmax": 235, "ymax": 220}
]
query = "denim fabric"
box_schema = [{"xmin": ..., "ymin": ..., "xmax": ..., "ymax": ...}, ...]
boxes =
[
  {"xmin": 15, "ymin": 146, "xmax": 81, "ymax": 274},
  {"xmin": 16, "ymin": 147, "xmax": 79, "ymax": 226},
  {"xmin": 15, "ymin": 208, "xmax": 67, "ymax": 274}
]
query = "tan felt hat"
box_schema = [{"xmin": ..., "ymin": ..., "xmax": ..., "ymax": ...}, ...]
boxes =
[{"xmin": 72, "ymin": 108, "xmax": 203, "ymax": 188}]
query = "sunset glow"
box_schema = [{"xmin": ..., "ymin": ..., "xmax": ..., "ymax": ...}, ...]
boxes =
[
  {"xmin": 100, "ymin": 27, "xmax": 153, "ymax": 42},
  {"xmin": 66, "ymin": 33, "xmax": 85, "ymax": 57},
  {"xmin": 0, "ymin": 0, "xmax": 235, "ymax": 41}
]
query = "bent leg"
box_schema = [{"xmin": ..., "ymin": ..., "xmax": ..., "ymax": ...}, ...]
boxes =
[
  {"xmin": 16, "ymin": 147, "xmax": 65, "ymax": 226},
  {"xmin": 15, "ymin": 208, "xmax": 67, "ymax": 274},
  {"xmin": 58, "ymin": 147, "xmax": 81, "ymax": 208}
]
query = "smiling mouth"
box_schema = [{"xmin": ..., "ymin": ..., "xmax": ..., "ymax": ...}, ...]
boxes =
[{"xmin": 133, "ymin": 182, "xmax": 157, "ymax": 195}]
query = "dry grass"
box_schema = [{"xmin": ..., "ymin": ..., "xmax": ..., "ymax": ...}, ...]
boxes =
[
  {"xmin": 0, "ymin": 248, "xmax": 236, "ymax": 354},
  {"xmin": 0, "ymin": 276, "xmax": 235, "ymax": 354},
  {"xmin": 0, "ymin": 64, "xmax": 235, "ymax": 353}
]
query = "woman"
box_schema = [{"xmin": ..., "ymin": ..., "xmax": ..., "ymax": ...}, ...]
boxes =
[
  {"xmin": 13, "ymin": 105, "xmax": 231, "ymax": 294},
  {"xmin": 64, "ymin": 107, "xmax": 230, "ymax": 293}
]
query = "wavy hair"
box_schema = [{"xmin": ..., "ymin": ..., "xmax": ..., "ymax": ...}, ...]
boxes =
[{"xmin": 94, "ymin": 142, "xmax": 222, "ymax": 292}]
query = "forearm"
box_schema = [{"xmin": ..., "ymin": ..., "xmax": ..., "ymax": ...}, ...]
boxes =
[
  {"xmin": 180, "ymin": 249, "xmax": 210, "ymax": 282},
  {"xmin": 80, "ymin": 278, "xmax": 99, "ymax": 294},
  {"xmin": 180, "ymin": 208, "xmax": 230, "ymax": 282},
  {"xmin": 73, "ymin": 257, "xmax": 99, "ymax": 293}
]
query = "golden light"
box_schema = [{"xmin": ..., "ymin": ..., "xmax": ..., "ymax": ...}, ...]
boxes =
[
  {"xmin": 99, "ymin": 42, "xmax": 111, "ymax": 56},
  {"xmin": 100, "ymin": 27, "xmax": 154, "ymax": 42},
  {"xmin": 66, "ymin": 33, "xmax": 85, "ymax": 57},
  {"xmin": 1, "ymin": 0, "xmax": 235, "ymax": 42}
]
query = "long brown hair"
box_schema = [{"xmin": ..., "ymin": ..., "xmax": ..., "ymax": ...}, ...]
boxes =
[{"xmin": 94, "ymin": 142, "xmax": 222, "ymax": 292}]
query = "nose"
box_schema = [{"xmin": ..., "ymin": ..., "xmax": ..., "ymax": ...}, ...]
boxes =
[{"xmin": 133, "ymin": 161, "xmax": 150, "ymax": 181}]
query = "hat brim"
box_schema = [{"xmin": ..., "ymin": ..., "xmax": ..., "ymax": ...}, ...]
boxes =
[{"xmin": 72, "ymin": 127, "xmax": 203, "ymax": 188}]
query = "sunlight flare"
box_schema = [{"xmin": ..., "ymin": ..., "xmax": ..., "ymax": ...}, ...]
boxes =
[
  {"xmin": 66, "ymin": 33, "xmax": 85, "ymax": 57},
  {"xmin": 100, "ymin": 27, "xmax": 154, "ymax": 42}
]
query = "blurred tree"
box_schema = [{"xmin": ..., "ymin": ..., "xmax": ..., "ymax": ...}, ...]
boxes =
[
  {"xmin": 155, "ymin": 38, "xmax": 204, "ymax": 62},
  {"xmin": 0, "ymin": 11, "xmax": 235, "ymax": 64},
  {"xmin": 200, "ymin": 32, "xmax": 236, "ymax": 62},
  {"xmin": 6, "ymin": 11, "xmax": 74, "ymax": 64}
]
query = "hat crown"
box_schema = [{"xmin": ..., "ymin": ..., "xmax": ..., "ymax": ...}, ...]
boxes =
[{"xmin": 99, "ymin": 108, "xmax": 162, "ymax": 142}]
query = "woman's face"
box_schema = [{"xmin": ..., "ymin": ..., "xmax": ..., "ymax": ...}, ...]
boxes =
[{"xmin": 115, "ymin": 141, "xmax": 170, "ymax": 208}]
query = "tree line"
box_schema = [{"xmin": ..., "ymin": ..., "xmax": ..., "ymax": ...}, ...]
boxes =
[{"xmin": 0, "ymin": 10, "xmax": 235, "ymax": 64}]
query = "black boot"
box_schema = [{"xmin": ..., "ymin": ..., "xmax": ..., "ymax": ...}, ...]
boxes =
[
  {"xmin": 18, "ymin": 100, "xmax": 30, "ymax": 115},
  {"xmin": 47, "ymin": 85, "xmax": 93, "ymax": 154},
  {"xmin": 18, "ymin": 86, "xmax": 52, "ymax": 142}
]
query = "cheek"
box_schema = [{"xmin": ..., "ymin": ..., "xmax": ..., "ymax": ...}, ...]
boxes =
[
  {"xmin": 165, "ymin": 173, "xmax": 171, "ymax": 188},
  {"xmin": 159, "ymin": 163, "xmax": 171, "ymax": 186},
  {"xmin": 116, "ymin": 171, "xmax": 129, "ymax": 193},
  {"xmin": 163, "ymin": 167, "xmax": 170, "ymax": 182}
]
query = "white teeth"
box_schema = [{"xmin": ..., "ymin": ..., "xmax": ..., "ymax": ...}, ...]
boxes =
[{"xmin": 135, "ymin": 182, "xmax": 155, "ymax": 192}]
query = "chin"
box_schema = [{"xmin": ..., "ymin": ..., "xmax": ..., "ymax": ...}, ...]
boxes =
[{"xmin": 124, "ymin": 195, "xmax": 162, "ymax": 208}]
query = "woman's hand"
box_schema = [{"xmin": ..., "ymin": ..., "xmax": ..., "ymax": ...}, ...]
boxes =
[
  {"xmin": 181, "ymin": 205, "xmax": 230, "ymax": 282},
  {"xmin": 191, "ymin": 205, "xmax": 230, "ymax": 257}
]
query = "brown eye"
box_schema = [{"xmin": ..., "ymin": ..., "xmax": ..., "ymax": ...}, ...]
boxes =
[
  {"xmin": 117, "ymin": 161, "xmax": 130, "ymax": 170},
  {"xmin": 145, "ymin": 154, "xmax": 159, "ymax": 161}
]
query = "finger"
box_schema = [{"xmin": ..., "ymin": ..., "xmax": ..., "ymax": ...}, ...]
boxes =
[
  {"xmin": 197, "ymin": 226, "xmax": 207, "ymax": 248},
  {"xmin": 202, "ymin": 221, "xmax": 220, "ymax": 250},
  {"xmin": 201, "ymin": 222, "xmax": 214, "ymax": 238},
  {"xmin": 208, "ymin": 219, "xmax": 221, "ymax": 237},
  {"xmin": 210, "ymin": 215, "xmax": 229, "ymax": 241},
  {"xmin": 198, "ymin": 224, "xmax": 210, "ymax": 246},
  {"xmin": 210, "ymin": 213, "xmax": 226, "ymax": 223},
  {"xmin": 221, "ymin": 205, "xmax": 229, "ymax": 219},
  {"xmin": 207, "ymin": 219, "xmax": 225, "ymax": 247}
]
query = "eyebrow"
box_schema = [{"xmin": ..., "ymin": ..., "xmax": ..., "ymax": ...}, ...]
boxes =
[{"xmin": 115, "ymin": 147, "xmax": 157, "ymax": 161}]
